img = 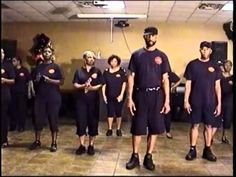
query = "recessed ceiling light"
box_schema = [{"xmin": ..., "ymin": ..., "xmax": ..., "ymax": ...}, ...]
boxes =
[{"xmin": 102, "ymin": 1, "xmax": 125, "ymax": 9}]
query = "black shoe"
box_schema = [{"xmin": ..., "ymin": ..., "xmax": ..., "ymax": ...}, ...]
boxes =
[
  {"xmin": 143, "ymin": 153, "xmax": 155, "ymax": 171},
  {"xmin": 106, "ymin": 129, "xmax": 112, "ymax": 136},
  {"xmin": 185, "ymin": 147, "xmax": 197, "ymax": 160},
  {"xmin": 18, "ymin": 128, "xmax": 25, "ymax": 132},
  {"xmin": 166, "ymin": 133, "xmax": 173, "ymax": 139},
  {"xmin": 222, "ymin": 137, "xmax": 230, "ymax": 144},
  {"xmin": 87, "ymin": 145, "xmax": 95, "ymax": 155},
  {"xmin": 1, "ymin": 142, "xmax": 9, "ymax": 148},
  {"xmin": 29, "ymin": 140, "xmax": 41, "ymax": 150},
  {"xmin": 9, "ymin": 127, "xmax": 16, "ymax": 132},
  {"xmin": 126, "ymin": 153, "xmax": 140, "ymax": 170},
  {"xmin": 202, "ymin": 147, "xmax": 217, "ymax": 162},
  {"xmin": 116, "ymin": 129, "xmax": 122, "ymax": 136},
  {"xmin": 76, "ymin": 145, "xmax": 86, "ymax": 155},
  {"xmin": 50, "ymin": 143, "xmax": 57, "ymax": 152}
]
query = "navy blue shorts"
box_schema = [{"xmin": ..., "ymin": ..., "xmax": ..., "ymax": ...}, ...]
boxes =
[
  {"xmin": 107, "ymin": 98, "xmax": 124, "ymax": 117},
  {"xmin": 34, "ymin": 97, "xmax": 61, "ymax": 132},
  {"xmin": 188, "ymin": 105, "xmax": 221, "ymax": 126},
  {"xmin": 130, "ymin": 89, "xmax": 165, "ymax": 135},
  {"xmin": 75, "ymin": 99, "xmax": 99, "ymax": 136}
]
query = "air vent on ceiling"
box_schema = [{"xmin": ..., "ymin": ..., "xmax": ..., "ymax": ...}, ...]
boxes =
[
  {"xmin": 198, "ymin": 3, "xmax": 224, "ymax": 10},
  {"xmin": 50, "ymin": 7, "xmax": 70, "ymax": 14},
  {"xmin": 74, "ymin": 1, "xmax": 94, "ymax": 8},
  {"xmin": 1, "ymin": 3, "xmax": 10, "ymax": 9}
]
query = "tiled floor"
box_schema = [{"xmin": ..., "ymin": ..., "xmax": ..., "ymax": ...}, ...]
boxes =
[{"xmin": 1, "ymin": 119, "xmax": 233, "ymax": 176}]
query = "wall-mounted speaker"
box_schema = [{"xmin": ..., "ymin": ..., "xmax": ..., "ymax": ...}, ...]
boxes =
[
  {"xmin": 1, "ymin": 39, "xmax": 17, "ymax": 59},
  {"xmin": 210, "ymin": 41, "xmax": 227, "ymax": 63},
  {"xmin": 223, "ymin": 21, "xmax": 233, "ymax": 40}
]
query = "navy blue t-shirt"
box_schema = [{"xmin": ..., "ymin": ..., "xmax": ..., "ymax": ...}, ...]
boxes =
[
  {"xmin": 184, "ymin": 59, "xmax": 222, "ymax": 106},
  {"xmin": 221, "ymin": 75, "xmax": 233, "ymax": 103},
  {"xmin": 103, "ymin": 67, "xmax": 127, "ymax": 98},
  {"xmin": 128, "ymin": 48, "xmax": 171, "ymax": 88},
  {"xmin": 73, "ymin": 66, "xmax": 103, "ymax": 101},
  {"xmin": 1, "ymin": 60, "xmax": 16, "ymax": 100},
  {"xmin": 11, "ymin": 66, "xmax": 31, "ymax": 95},
  {"xmin": 33, "ymin": 62, "xmax": 63, "ymax": 101}
]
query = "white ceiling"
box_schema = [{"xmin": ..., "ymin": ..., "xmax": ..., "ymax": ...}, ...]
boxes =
[{"xmin": 1, "ymin": 1, "xmax": 233, "ymax": 24}]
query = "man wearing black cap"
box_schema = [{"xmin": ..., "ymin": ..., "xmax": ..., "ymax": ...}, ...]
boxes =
[
  {"xmin": 184, "ymin": 41, "xmax": 222, "ymax": 162},
  {"xmin": 126, "ymin": 26, "xmax": 171, "ymax": 171}
]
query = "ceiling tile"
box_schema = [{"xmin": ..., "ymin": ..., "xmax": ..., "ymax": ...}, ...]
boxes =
[
  {"xmin": 49, "ymin": 1, "xmax": 72, "ymax": 7},
  {"xmin": 1, "ymin": 0, "xmax": 233, "ymax": 24},
  {"xmin": 150, "ymin": 1, "xmax": 175, "ymax": 7},
  {"xmin": 124, "ymin": 1, "xmax": 149, "ymax": 8},
  {"xmin": 25, "ymin": 1, "xmax": 55, "ymax": 13},
  {"xmin": 174, "ymin": 1, "xmax": 201, "ymax": 7}
]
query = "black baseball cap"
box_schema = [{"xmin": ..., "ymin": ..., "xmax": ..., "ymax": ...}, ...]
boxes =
[
  {"xmin": 200, "ymin": 41, "xmax": 212, "ymax": 49},
  {"xmin": 143, "ymin": 26, "xmax": 158, "ymax": 35}
]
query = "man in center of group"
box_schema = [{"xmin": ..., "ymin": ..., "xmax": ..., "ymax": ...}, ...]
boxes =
[{"xmin": 126, "ymin": 26, "xmax": 171, "ymax": 171}]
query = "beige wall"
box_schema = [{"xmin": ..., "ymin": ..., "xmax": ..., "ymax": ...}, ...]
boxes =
[{"xmin": 2, "ymin": 21, "xmax": 233, "ymax": 89}]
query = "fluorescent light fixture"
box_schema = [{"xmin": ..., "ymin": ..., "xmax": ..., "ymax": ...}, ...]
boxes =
[
  {"xmin": 221, "ymin": 3, "xmax": 233, "ymax": 11},
  {"xmin": 77, "ymin": 13, "xmax": 147, "ymax": 19},
  {"xmin": 102, "ymin": 1, "xmax": 125, "ymax": 9}
]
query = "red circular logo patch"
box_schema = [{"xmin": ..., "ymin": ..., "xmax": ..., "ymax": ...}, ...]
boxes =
[
  {"xmin": 154, "ymin": 57, "xmax": 162, "ymax": 65},
  {"xmin": 48, "ymin": 69, "xmax": 55, "ymax": 74},
  {"xmin": 91, "ymin": 73, "xmax": 98, "ymax": 79},
  {"xmin": 116, "ymin": 74, "xmax": 121, "ymax": 78},
  {"xmin": 208, "ymin": 67, "xmax": 215, "ymax": 72}
]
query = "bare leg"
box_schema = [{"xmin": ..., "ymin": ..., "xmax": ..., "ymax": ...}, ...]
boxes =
[
  {"xmin": 133, "ymin": 135, "xmax": 142, "ymax": 153},
  {"xmin": 146, "ymin": 134, "xmax": 157, "ymax": 154},
  {"xmin": 89, "ymin": 136, "xmax": 95, "ymax": 146},
  {"xmin": 79, "ymin": 135, "xmax": 85, "ymax": 146},
  {"xmin": 116, "ymin": 117, "xmax": 122, "ymax": 130},
  {"xmin": 190, "ymin": 124, "xmax": 200, "ymax": 146},
  {"xmin": 107, "ymin": 117, "xmax": 113, "ymax": 130},
  {"xmin": 212, "ymin": 127, "xmax": 217, "ymax": 139},
  {"xmin": 204, "ymin": 125, "xmax": 212, "ymax": 147}
]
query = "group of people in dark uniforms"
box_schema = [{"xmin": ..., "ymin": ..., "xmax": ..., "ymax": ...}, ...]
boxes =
[
  {"xmin": 1, "ymin": 26, "xmax": 233, "ymax": 171},
  {"xmin": 125, "ymin": 27, "xmax": 233, "ymax": 170}
]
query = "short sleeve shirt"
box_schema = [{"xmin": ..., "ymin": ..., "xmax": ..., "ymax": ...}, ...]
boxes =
[
  {"xmin": 184, "ymin": 59, "xmax": 222, "ymax": 106},
  {"xmin": 103, "ymin": 67, "xmax": 127, "ymax": 98},
  {"xmin": 73, "ymin": 66, "xmax": 103, "ymax": 101},
  {"xmin": 1, "ymin": 60, "xmax": 16, "ymax": 100},
  {"xmin": 128, "ymin": 48, "xmax": 171, "ymax": 88},
  {"xmin": 33, "ymin": 62, "xmax": 63, "ymax": 101},
  {"xmin": 221, "ymin": 75, "xmax": 233, "ymax": 102},
  {"xmin": 11, "ymin": 66, "xmax": 31, "ymax": 94}
]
